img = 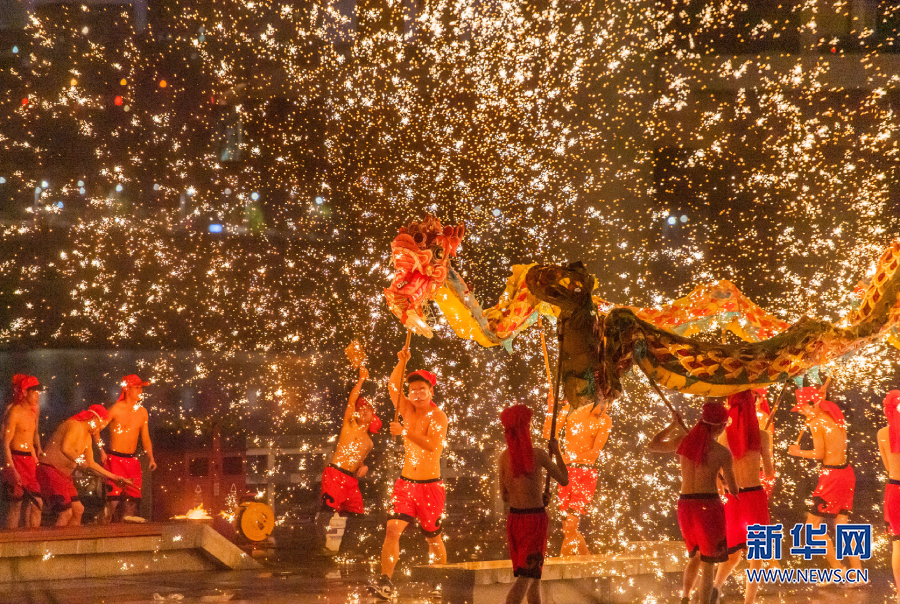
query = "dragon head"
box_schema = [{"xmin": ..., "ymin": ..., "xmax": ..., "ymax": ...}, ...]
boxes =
[{"xmin": 384, "ymin": 215, "xmax": 465, "ymax": 337}]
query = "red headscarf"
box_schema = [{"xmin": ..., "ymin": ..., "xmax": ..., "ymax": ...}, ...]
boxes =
[
  {"xmin": 356, "ymin": 397, "xmax": 382, "ymax": 433},
  {"xmin": 793, "ymin": 387, "xmax": 845, "ymax": 428},
  {"xmin": 500, "ymin": 404, "xmax": 535, "ymax": 477},
  {"xmin": 884, "ymin": 391, "xmax": 900, "ymax": 453},
  {"xmin": 725, "ymin": 390, "xmax": 761, "ymax": 459},
  {"xmin": 406, "ymin": 370, "xmax": 437, "ymax": 388},
  {"xmin": 11, "ymin": 375, "xmax": 39, "ymax": 405},
  {"xmin": 677, "ymin": 401, "xmax": 728, "ymax": 464},
  {"xmin": 71, "ymin": 404, "xmax": 109, "ymax": 423}
]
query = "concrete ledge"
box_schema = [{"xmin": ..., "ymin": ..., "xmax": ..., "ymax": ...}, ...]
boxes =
[
  {"xmin": 0, "ymin": 522, "xmax": 259, "ymax": 583},
  {"xmin": 413, "ymin": 541, "xmax": 686, "ymax": 604}
]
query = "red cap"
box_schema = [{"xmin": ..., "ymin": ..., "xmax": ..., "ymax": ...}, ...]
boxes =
[
  {"xmin": 117, "ymin": 374, "xmax": 150, "ymax": 401},
  {"xmin": 71, "ymin": 404, "xmax": 110, "ymax": 423},
  {"xmin": 407, "ymin": 370, "xmax": 437, "ymax": 388},
  {"xmin": 18, "ymin": 375, "xmax": 41, "ymax": 392},
  {"xmin": 702, "ymin": 400, "xmax": 728, "ymax": 425}
]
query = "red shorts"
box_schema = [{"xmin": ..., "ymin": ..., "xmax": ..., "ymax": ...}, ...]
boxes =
[
  {"xmin": 2, "ymin": 451, "xmax": 41, "ymax": 502},
  {"xmin": 105, "ymin": 451, "xmax": 142, "ymax": 499},
  {"xmin": 885, "ymin": 480, "xmax": 900, "ymax": 540},
  {"xmin": 508, "ymin": 508, "xmax": 548, "ymax": 579},
  {"xmin": 321, "ymin": 464, "xmax": 364, "ymax": 514},
  {"xmin": 725, "ymin": 486, "xmax": 770, "ymax": 552},
  {"xmin": 810, "ymin": 464, "xmax": 855, "ymax": 518},
  {"xmin": 677, "ymin": 494, "xmax": 727, "ymax": 563},
  {"xmin": 557, "ymin": 466, "xmax": 598, "ymax": 516},
  {"xmin": 36, "ymin": 463, "xmax": 79, "ymax": 514},
  {"xmin": 388, "ymin": 476, "xmax": 445, "ymax": 537}
]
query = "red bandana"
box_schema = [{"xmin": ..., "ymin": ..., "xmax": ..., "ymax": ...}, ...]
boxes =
[
  {"xmin": 725, "ymin": 391, "xmax": 761, "ymax": 459},
  {"xmin": 753, "ymin": 388, "xmax": 771, "ymax": 416},
  {"xmin": 406, "ymin": 370, "xmax": 437, "ymax": 388},
  {"xmin": 356, "ymin": 397, "xmax": 382, "ymax": 433},
  {"xmin": 500, "ymin": 404, "xmax": 535, "ymax": 477},
  {"xmin": 677, "ymin": 401, "xmax": 728, "ymax": 464},
  {"xmin": 793, "ymin": 387, "xmax": 845, "ymax": 428},
  {"xmin": 71, "ymin": 404, "xmax": 109, "ymax": 423},
  {"xmin": 884, "ymin": 391, "xmax": 900, "ymax": 453}
]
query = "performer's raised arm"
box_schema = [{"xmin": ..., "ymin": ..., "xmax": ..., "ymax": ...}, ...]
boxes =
[
  {"xmin": 388, "ymin": 348, "xmax": 410, "ymax": 414},
  {"xmin": 346, "ymin": 366, "xmax": 369, "ymax": 423},
  {"xmin": 648, "ymin": 410, "xmax": 686, "ymax": 453}
]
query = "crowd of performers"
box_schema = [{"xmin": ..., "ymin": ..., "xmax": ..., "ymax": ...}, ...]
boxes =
[
  {"xmin": 321, "ymin": 343, "xmax": 900, "ymax": 604},
  {"xmin": 2, "ymin": 374, "xmax": 154, "ymax": 528}
]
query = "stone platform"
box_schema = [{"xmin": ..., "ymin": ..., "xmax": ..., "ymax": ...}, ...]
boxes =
[
  {"xmin": 0, "ymin": 522, "xmax": 259, "ymax": 583},
  {"xmin": 412, "ymin": 541, "xmax": 686, "ymax": 604}
]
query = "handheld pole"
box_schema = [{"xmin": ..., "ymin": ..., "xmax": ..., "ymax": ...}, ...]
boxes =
[
  {"xmin": 395, "ymin": 330, "xmax": 411, "ymax": 442},
  {"xmin": 764, "ymin": 381, "xmax": 790, "ymax": 430},
  {"xmin": 544, "ymin": 320, "xmax": 565, "ymax": 497},
  {"xmin": 637, "ymin": 364, "xmax": 688, "ymax": 431}
]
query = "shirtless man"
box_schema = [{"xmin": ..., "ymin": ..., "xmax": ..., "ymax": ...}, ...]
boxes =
[
  {"xmin": 500, "ymin": 404, "xmax": 568, "ymax": 604},
  {"xmin": 788, "ymin": 385, "xmax": 861, "ymax": 575},
  {"xmin": 37, "ymin": 405, "xmax": 131, "ymax": 526},
  {"xmin": 713, "ymin": 391, "xmax": 775, "ymax": 603},
  {"xmin": 3, "ymin": 375, "xmax": 43, "ymax": 529},
  {"xmin": 543, "ymin": 395, "xmax": 611, "ymax": 555},
  {"xmin": 751, "ymin": 388, "xmax": 776, "ymax": 498},
  {"xmin": 319, "ymin": 366, "xmax": 380, "ymax": 552},
  {"xmin": 370, "ymin": 347, "xmax": 449, "ymax": 600},
  {"xmin": 879, "ymin": 390, "xmax": 900, "ymax": 602},
  {"xmin": 94, "ymin": 374, "xmax": 155, "ymax": 523},
  {"xmin": 649, "ymin": 401, "xmax": 738, "ymax": 604}
]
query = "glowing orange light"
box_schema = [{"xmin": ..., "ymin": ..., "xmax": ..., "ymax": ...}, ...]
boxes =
[
  {"xmin": 114, "ymin": 96, "xmax": 123, "ymax": 106},
  {"xmin": 21, "ymin": 98, "xmax": 28, "ymax": 106},
  {"xmin": 120, "ymin": 78, "xmax": 127, "ymax": 86},
  {"xmin": 159, "ymin": 79, "xmax": 168, "ymax": 88}
]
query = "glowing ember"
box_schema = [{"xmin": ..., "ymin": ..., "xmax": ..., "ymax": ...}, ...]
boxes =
[{"xmin": 172, "ymin": 505, "xmax": 212, "ymax": 521}]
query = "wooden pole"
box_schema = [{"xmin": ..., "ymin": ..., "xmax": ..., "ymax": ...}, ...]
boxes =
[
  {"xmin": 395, "ymin": 329, "xmax": 411, "ymax": 442},
  {"xmin": 764, "ymin": 381, "xmax": 790, "ymax": 430},
  {"xmin": 637, "ymin": 364, "xmax": 688, "ymax": 431},
  {"xmin": 538, "ymin": 316, "xmax": 553, "ymax": 391},
  {"xmin": 544, "ymin": 320, "xmax": 565, "ymax": 497}
]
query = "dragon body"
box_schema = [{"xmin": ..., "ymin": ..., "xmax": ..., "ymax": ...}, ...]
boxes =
[{"xmin": 384, "ymin": 216, "xmax": 900, "ymax": 409}]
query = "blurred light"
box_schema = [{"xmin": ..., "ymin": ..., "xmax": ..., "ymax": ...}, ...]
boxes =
[
  {"xmin": 114, "ymin": 96, "xmax": 123, "ymax": 106},
  {"xmin": 680, "ymin": 215, "xmax": 688, "ymax": 223},
  {"xmin": 209, "ymin": 224, "xmax": 224, "ymax": 234},
  {"xmin": 492, "ymin": 208, "xmax": 501, "ymax": 217},
  {"xmin": 78, "ymin": 187, "xmax": 86, "ymax": 195},
  {"xmin": 41, "ymin": 181, "xmax": 49, "ymax": 189},
  {"xmin": 667, "ymin": 216, "xmax": 677, "ymax": 225},
  {"xmin": 77, "ymin": 180, "xmax": 84, "ymax": 187},
  {"xmin": 70, "ymin": 78, "xmax": 77, "ymax": 86},
  {"xmin": 56, "ymin": 202, "xmax": 63, "ymax": 209},
  {"xmin": 315, "ymin": 196, "xmax": 324, "ymax": 205},
  {"xmin": 120, "ymin": 78, "xmax": 127, "ymax": 86},
  {"xmin": 0, "ymin": 177, "xmax": 6, "ymax": 184},
  {"xmin": 21, "ymin": 98, "xmax": 28, "ymax": 106},
  {"xmin": 11, "ymin": 46, "xmax": 18, "ymax": 54},
  {"xmin": 123, "ymin": 105, "xmax": 130, "ymax": 112},
  {"xmin": 81, "ymin": 27, "xmax": 88, "ymax": 34},
  {"xmin": 187, "ymin": 187, "xmax": 196, "ymax": 196},
  {"xmin": 159, "ymin": 79, "xmax": 168, "ymax": 88},
  {"xmin": 34, "ymin": 187, "xmax": 41, "ymax": 195},
  {"xmin": 224, "ymin": 188, "xmax": 232, "ymax": 195},
  {"xmin": 153, "ymin": 184, "xmax": 161, "ymax": 191},
  {"xmin": 115, "ymin": 184, "xmax": 124, "ymax": 192},
  {"xmin": 251, "ymin": 192, "xmax": 260, "ymax": 201}
]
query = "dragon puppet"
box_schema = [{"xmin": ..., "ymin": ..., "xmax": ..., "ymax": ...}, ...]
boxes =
[{"xmin": 384, "ymin": 216, "xmax": 900, "ymax": 410}]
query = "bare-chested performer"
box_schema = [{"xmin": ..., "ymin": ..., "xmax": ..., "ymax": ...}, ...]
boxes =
[
  {"xmin": 500, "ymin": 404, "xmax": 568, "ymax": 604},
  {"xmin": 649, "ymin": 401, "xmax": 738, "ymax": 604},
  {"xmin": 3, "ymin": 375, "xmax": 44, "ymax": 529},
  {"xmin": 94, "ymin": 374, "xmax": 155, "ymax": 523},
  {"xmin": 542, "ymin": 394, "xmax": 611, "ymax": 555},
  {"xmin": 879, "ymin": 390, "xmax": 900, "ymax": 602},
  {"xmin": 751, "ymin": 388, "xmax": 776, "ymax": 498},
  {"xmin": 370, "ymin": 347, "xmax": 449, "ymax": 600},
  {"xmin": 712, "ymin": 390, "xmax": 775, "ymax": 603},
  {"xmin": 788, "ymin": 384, "xmax": 862, "ymax": 576},
  {"xmin": 37, "ymin": 405, "xmax": 131, "ymax": 526},
  {"xmin": 319, "ymin": 365, "xmax": 380, "ymax": 552}
]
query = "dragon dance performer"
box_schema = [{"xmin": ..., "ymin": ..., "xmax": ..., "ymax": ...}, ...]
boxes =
[
  {"xmin": 500, "ymin": 404, "xmax": 568, "ymax": 604},
  {"xmin": 649, "ymin": 401, "xmax": 738, "ymax": 604},
  {"xmin": 319, "ymin": 365, "xmax": 381, "ymax": 553},
  {"xmin": 3, "ymin": 375, "xmax": 44, "ymax": 529},
  {"xmin": 370, "ymin": 347, "xmax": 449, "ymax": 600},
  {"xmin": 788, "ymin": 383, "xmax": 863, "ymax": 577},
  {"xmin": 38, "ymin": 405, "xmax": 131, "ymax": 526},
  {"xmin": 542, "ymin": 394, "xmax": 611, "ymax": 556},
  {"xmin": 879, "ymin": 390, "xmax": 900, "ymax": 603},
  {"xmin": 712, "ymin": 391, "xmax": 775, "ymax": 604},
  {"xmin": 94, "ymin": 374, "xmax": 156, "ymax": 523},
  {"xmin": 752, "ymin": 388, "xmax": 776, "ymax": 498}
]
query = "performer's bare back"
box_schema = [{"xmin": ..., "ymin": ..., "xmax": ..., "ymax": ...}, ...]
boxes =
[
  {"xmin": 43, "ymin": 420, "xmax": 92, "ymax": 476},
  {"xmin": 499, "ymin": 446, "xmax": 567, "ymax": 509},
  {"xmin": 809, "ymin": 415, "xmax": 848, "ymax": 466},
  {"xmin": 680, "ymin": 442, "xmax": 734, "ymax": 494},
  {"xmin": 719, "ymin": 429, "xmax": 774, "ymax": 488}
]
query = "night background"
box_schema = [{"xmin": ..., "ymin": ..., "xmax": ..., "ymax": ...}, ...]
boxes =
[{"xmin": 1, "ymin": 0, "xmax": 900, "ymax": 573}]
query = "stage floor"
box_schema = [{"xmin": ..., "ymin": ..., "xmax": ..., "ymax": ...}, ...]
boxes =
[{"xmin": 1, "ymin": 560, "xmax": 896, "ymax": 603}]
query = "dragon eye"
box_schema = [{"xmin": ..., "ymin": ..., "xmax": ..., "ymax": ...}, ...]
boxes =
[{"xmin": 434, "ymin": 246, "xmax": 444, "ymax": 260}]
